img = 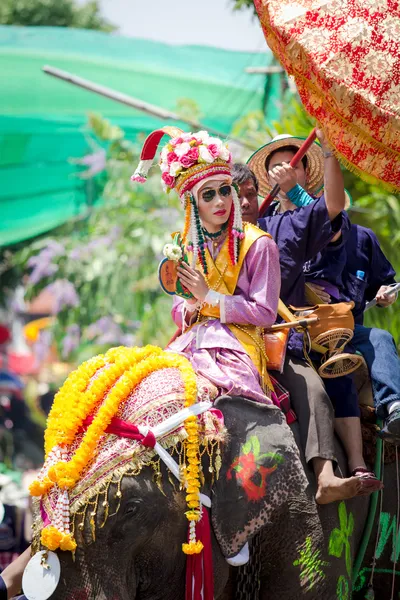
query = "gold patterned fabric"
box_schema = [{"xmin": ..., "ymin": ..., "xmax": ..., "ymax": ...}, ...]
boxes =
[
  {"xmin": 35, "ymin": 367, "xmax": 224, "ymax": 542},
  {"xmin": 254, "ymin": 0, "xmax": 400, "ymax": 192}
]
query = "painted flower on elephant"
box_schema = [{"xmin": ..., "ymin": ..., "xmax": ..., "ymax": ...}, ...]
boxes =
[
  {"xmin": 328, "ymin": 501, "xmax": 354, "ymax": 578},
  {"xmin": 226, "ymin": 435, "xmax": 284, "ymax": 502}
]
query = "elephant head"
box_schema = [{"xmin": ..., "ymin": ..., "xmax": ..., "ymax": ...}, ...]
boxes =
[{"xmin": 28, "ymin": 351, "xmax": 306, "ymax": 600}]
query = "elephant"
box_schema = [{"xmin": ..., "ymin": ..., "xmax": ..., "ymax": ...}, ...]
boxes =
[{"xmin": 30, "ymin": 371, "xmax": 399, "ymax": 600}]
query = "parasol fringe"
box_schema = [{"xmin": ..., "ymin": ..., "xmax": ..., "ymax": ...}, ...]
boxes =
[{"xmin": 330, "ymin": 150, "xmax": 400, "ymax": 195}]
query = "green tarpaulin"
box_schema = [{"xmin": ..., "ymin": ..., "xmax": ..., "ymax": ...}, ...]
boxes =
[{"xmin": 0, "ymin": 26, "xmax": 279, "ymax": 246}]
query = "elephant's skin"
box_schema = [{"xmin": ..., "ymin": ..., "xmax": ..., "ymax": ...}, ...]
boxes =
[
  {"xmin": 42, "ymin": 396, "xmax": 305, "ymax": 600},
  {"xmin": 247, "ymin": 417, "xmax": 399, "ymax": 599},
  {"xmin": 38, "ymin": 395, "xmax": 398, "ymax": 600}
]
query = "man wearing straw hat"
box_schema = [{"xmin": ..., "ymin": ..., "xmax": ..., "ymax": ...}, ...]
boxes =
[
  {"xmin": 232, "ymin": 132, "xmax": 382, "ymax": 499},
  {"xmin": 248, "ymin": 132, "xmax": 400, "ymax": 444}
]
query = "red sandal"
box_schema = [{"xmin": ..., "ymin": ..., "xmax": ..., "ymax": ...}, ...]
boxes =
[{"xmin": 351, "ymin": 468, "xmax": 384, "ymax": 492}]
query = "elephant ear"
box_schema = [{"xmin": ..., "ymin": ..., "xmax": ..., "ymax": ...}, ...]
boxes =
[{"xmin": 211, "ymin": 396, "xmax": 307, "ymax": 559}]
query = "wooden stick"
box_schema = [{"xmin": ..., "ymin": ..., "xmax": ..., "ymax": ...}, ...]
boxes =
[
  {"xmin": 267, "ymin": 316, "xmax": 319, "ymax": 331},
  {"xmin": 42, "ymin": 65, "xmax": 256, "ymax": 151}
]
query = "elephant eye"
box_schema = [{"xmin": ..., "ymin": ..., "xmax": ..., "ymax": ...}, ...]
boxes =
[{"xmin": 123, "ymin": 499, "xmax": 141, "ymax": 517}]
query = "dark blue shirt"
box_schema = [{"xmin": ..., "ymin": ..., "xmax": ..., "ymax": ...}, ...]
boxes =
[
  {"xmin": 258, "ymin": 196, "xmax": 343, "ymax": 307},
  {"xmin": 343, "ymin": 224, "xmax": 396, "ymax": 324},
  {"xmin": 303, "ymin": 212, "xmax": 351, "ymax": 299}
]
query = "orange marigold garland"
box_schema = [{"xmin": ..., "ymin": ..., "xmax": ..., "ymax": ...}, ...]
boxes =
[
  {"xmin": 182, "ymin": 193, "xmax": 192, "ymax": 244},
  {"xmin": 30, "ymin": 346, "xmax": 203, "ymax": 554}
]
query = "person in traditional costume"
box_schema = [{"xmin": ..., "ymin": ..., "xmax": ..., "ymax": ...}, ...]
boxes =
[{"xmin": 132, "ymin": 128, "xmax": 280, "ymax": 405}]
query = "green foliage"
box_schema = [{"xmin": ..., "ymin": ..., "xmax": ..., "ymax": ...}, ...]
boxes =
[
  {"xmin": 175, "ymin": 98, "xmax": 203, "ymax": 124},
  {"xmin": 0, "ymin": 0, "xmax": 115, "ymax": 31},
  {"xmin": 230, "ymin": 0, "xmax": 257, "ymax": 13},
  {"xmin": 231, "ymin": 94, "xmax": 314, "ymax": 158},
  {"xmin": 11, "ymin": 115, "xmax": 178, "ymax": 361}
]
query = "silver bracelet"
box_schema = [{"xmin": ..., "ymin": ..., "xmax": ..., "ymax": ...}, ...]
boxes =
[{"xmin": 323, "ymin": 151, "xmax": 334, "ymax": 158}]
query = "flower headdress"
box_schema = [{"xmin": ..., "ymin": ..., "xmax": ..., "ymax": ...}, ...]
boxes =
[{"xmin": 131, "ymin": 127, "xmax": 244, "ymax": 271}]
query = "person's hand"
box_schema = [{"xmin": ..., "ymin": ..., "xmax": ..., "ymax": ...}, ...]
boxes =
[
  {"xmin": 307, "ymin": 282, "xmax": 331, "ymax": 304},
  {"xmin": 268, "ymin": 163, "xmax": 298, "ymax": 193},
  {"xmin": 316, "ymin": 128, "xmax": 331, "ymax": 153},
  {"xmin": 177, "ymin": 262, "xmax": 209, "ymax": 302},
  {"xmin": 376, "ymin": 285, "xmax": 397, "ymax": 307}
]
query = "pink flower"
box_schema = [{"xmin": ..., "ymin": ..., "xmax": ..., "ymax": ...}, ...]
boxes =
[
  {"xmin": 162, "ymin": 171, "xmax": 175, "ymax": 188},
  {"xmin": 180, "ymin": 147, "xmax": 199, "ymax": 168},
  {"xmin": 167, "ymin": 152, "xmax": 179, "ymax": 165},
  {"xmin": 208, "ymin": 144, "xmax": 220, "ymax": 159},
  {"xmin": 131, "ymin": 174, "xmax": 146, "ymax": 183},
  {"xmin": 171, "ymin": 137, "xmax": 183, "ymax": 147}
]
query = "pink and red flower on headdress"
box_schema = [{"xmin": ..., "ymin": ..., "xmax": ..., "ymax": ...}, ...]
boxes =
[
  {"xmin": 131, "ymin": 128, "xmax": 233, "ymax": 196},
  {"xmin": 159, "ymin": 131, "xmax": 232, "ymax": 193}
]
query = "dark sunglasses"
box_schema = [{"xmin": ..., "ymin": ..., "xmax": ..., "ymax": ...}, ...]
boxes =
[{"xmin": 201, "ymin": 184, "xmax": 232, "ymax": 202}]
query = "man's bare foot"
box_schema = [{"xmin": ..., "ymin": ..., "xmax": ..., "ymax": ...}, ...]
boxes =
[{"xmin": 315, "ymin": 475, "xmax": 365, "ymax": 505}]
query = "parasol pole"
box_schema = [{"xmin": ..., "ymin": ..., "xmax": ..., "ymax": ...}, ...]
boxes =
[
  {"xmin": 42, "ymin": 65, "xmax": 256, "ymax": 151},
  {"xmin": 259, "ymin": 128, "xmax": 317, "ymax": 218},
  {"xmin": 364, "ymin": 282, "xmax": 400, "ymax": 311}
]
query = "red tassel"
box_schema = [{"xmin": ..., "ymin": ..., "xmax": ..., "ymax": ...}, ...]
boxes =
[{"xmin": 185, "ymin": 508, "xmax": 214, "ymax": 600}]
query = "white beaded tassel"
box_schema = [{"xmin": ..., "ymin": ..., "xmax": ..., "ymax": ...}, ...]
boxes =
[
  {"xmin": 231, "ymin": 186, "xmax": 244, "ymax": 263},
  {"xmin": 189, "ymin": 198, "xmax": 199, "ymax": 269}
]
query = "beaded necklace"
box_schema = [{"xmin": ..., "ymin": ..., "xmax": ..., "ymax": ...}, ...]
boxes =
[{"xmin": 201, "ymin": 221, "xmax": 228, "ymax": 240}]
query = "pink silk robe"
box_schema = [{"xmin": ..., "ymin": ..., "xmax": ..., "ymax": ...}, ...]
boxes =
[{"xmin": 167, "ymin": 235, "xmax": 281, "ymax": 403}]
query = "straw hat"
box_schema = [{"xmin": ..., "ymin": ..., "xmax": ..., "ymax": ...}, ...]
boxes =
[{"xmin": 247, "ymin": 134, "xmax": 324, "ymax": 198}]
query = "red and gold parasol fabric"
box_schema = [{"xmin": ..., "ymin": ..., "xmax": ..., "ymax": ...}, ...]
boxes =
[{"xmin": 254, "ymin": 0, "xmax": 400, "ymax": 192}]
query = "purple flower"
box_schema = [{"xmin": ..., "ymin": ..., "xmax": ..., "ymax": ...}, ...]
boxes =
[
  {"xmin": 33, "ymin": 330, "xmax": 53, "ymax": 363},
  {"xmin": 27, "ymin": 242, "xmax": 65, "ymax": 285},
  {"xmin": 86, "ymin": 316, "xmax": 123, "ymax": 344},
  {"xmin": 68, "ymin": 227, "xmax": 121, "ymax": 261},
  {"xmin": 73, "ymin": 149, "xmax": 106, "ymax": 178},
  {"xmin": 62, "ymin": 324, "xmax": 81, "ymax": 358},
  {"xmin": 85, "ymin": 316, "xmax": 136, "ymax": 346},
  {"xmin": 45, "ymin": 279, "xmax": 80, "ymax": 314},
  {"xmin": 119, "ymin": 333, "xmax": 135, "ymax": 347}
]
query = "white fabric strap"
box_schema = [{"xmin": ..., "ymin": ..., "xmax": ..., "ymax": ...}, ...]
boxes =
[
  {"xmin": 139, "ymin": 401, "xmax": 249, "ymax": 567},
  {"xmin": 138, "ymin": 403, "xmax": 212, "ymax": 506},
  {"xmin": 151, "ymin": 402, "xmax": 212, "ymax": 438},
  {"xmin": 204, "ymin": 290, "xmax": 226, "ymax": 323},
  {"xmin": 137, "ymin": 402, "xmax": 212, "ymax": 483}
]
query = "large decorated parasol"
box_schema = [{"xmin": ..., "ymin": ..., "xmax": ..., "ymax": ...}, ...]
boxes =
[{"xmin": 254, "ymin": 0, "xmax": 400, "ymax": 192}]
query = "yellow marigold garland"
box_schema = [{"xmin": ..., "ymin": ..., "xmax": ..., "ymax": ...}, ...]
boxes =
[
  {"xmin": 181, "ymin": 409, "xmax": 203, "ymax": 554},
  {"xmin": 41, "ymin": 526, "xmax": 77, "ymax": 552},
  {"xmin": 44, "ymin": 345, "xmax": 163, "ymax": 456},
  {"xmin": 31, "ymin": 346, "xmax": 203, "ymax": 554}
]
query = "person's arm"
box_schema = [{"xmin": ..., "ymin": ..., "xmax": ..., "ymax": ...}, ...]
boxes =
[
  {"xmin": 317, "ymin": 129, "xmax": 346, "ymax": 220},
  {"xmin": 171, "ymin": 295, "xmax": 199, "ymax": 329},
  {"xmin": 224, "ymin": 236, "xmax": 280, "ymax": 327},
  {"xmin": 0, "ymin": 546, "xmax": 31, "ymax": 599},
  {"xmin": 286, "ymin": 184, "xmax": 314, "ymax": 207}
]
